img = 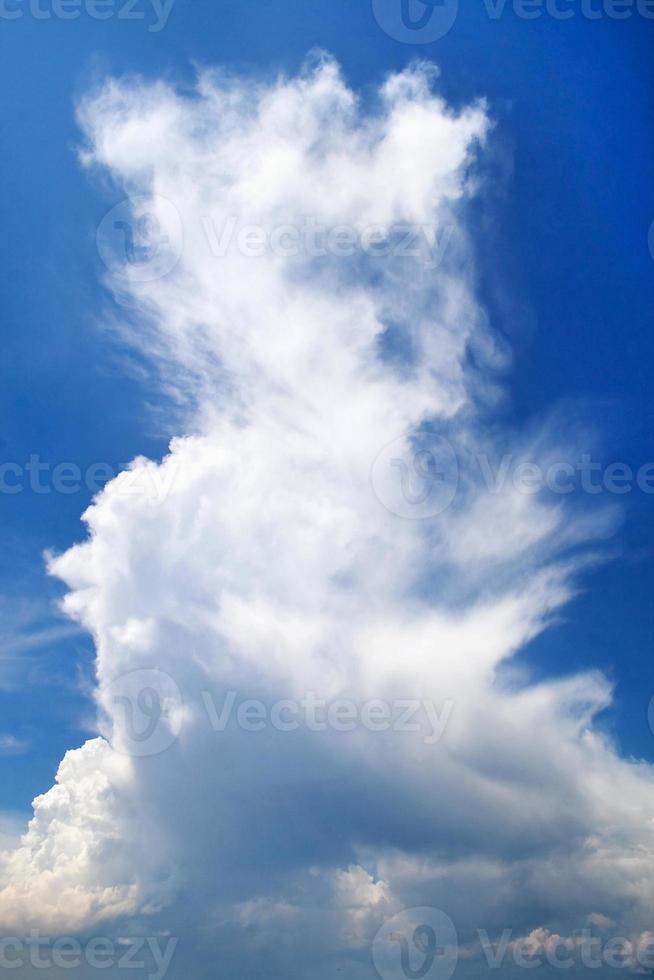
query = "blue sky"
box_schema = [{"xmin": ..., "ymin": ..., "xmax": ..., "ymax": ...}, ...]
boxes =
[{"xmin": 0, "ymin": 3, "xmax": 653, "ymax": 975}]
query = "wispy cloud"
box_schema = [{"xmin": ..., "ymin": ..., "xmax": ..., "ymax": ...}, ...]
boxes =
[
  {"xmin": 0, "ymin": 735, "xmax": 29, "ymax": 756},
  {"xmin": 0, "ymin": 56, "xmax": 649, "ymax": 978},
  {"xmin": 0, "ymin": 594, "xmax": 83, "ymax": 689}
]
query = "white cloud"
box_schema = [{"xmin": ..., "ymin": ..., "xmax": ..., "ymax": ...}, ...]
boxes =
[
  {"xmin": 0, "ymin": 55, "xmax": 652, "ymax": 976},
  {"xmin": 0, "ymin": 739, "xmax": 141, "ymax": 932},
  {"xmin": 0, "ymin": 735, "xmax": 28, "ymax": 755}
]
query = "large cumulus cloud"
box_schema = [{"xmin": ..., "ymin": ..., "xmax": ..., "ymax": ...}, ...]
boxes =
[{"xmin": 1, "ymin": 55, "xmax": 652, "ymax": 978}]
